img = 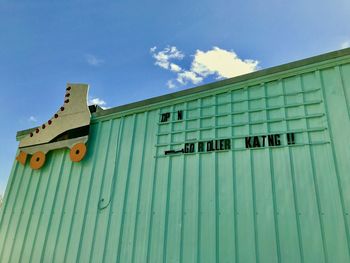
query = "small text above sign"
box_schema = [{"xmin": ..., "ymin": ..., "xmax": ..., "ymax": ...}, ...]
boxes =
[{"xmin": 160, "ymin": 111, "xmax": 183, "ymax": 122}]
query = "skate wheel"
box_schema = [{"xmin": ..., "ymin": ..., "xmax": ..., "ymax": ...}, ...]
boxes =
[
  {"xmin": 70, "ymin": 143, "xmax": 87, "ymax": 162},
  {"xmin": 30, "ymin": 151, "xmax": 46, "ymax": 170},
  {"xmin": 16, "ymin": 151, "xmax": 28, "ymax": 165}
]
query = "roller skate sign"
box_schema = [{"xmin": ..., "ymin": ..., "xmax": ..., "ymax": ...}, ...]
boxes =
[
  {"xmin": 16, "ymin": 84, "xmax": 91, "ymax": 170},
  {"xmin": 164, "ymin": 133, "xmax": 296, "ymax": 155},
  {"xmin": 160, "ymin": 110, "xmax": 296, "ymax": 155}
]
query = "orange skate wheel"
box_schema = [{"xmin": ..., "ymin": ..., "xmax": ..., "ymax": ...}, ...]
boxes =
[
  {"xmin": 30, "ymin": 151, "xmax": 46, "ymax": 170},
  {"xmin": 70, "ymin": 143, "xmax": 87, "ymax": 162},
  {"xmin": 16, "ymin": 151, "xmax": 28, "ymax": 165}
]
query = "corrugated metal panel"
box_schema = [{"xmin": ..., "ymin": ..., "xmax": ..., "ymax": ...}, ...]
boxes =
[{"xmin": 1, "ymin": 55, "xmax": 350, "ymax": 262}]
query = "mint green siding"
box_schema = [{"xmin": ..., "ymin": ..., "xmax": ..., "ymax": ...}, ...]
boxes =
[{"xmin": 1, "ymin": 49, "xmax": 350, "ymax": 262}]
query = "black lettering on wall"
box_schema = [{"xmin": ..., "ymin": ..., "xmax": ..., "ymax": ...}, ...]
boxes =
[
  {"xmin": 165, "ymin": 150, "xmax": 175, "ymax": 155},
  {"xmin": 219, "ymin": 140, "xmax": 225, "ymax": 150},
  {"xmin": 224, "ymin": 139, "xmax": 231, "ymax": 150},
  {"xmin": 198, "ymin": 142, "xmax": 204, "ymax": 152},
  {"xmin": 161, "ymin": 112, "xmax": 171, "ymax": 123},
  {"xmin": 215, "ymin": 140, "xmax": 219, "ymax": 151},
  {"xmin": 245, "ymin": 137, "xmax": 252, "ymax": 148},
  {"xmin": 184, "ymin": 143, "xmax": 195, "ymax": 153},
  {"xmin": 244, "ymin": 133, "xmax": 293, "ymax": 149},
  {"xmin": 184, "ymin": 143, "xmax": 189, "ymax": 153},
  {"xmin": 207, "ymin": 141, "xmax": 214, "ymax": 151},
  {"xmin": 287, "ymin": 133, "xmax": 295, "ymax": 145},
  {"xmin": 253, "ymin": 136, "xmax": 261, "ymax": 148},
  {"xmin": 275, "ymin": 134, "xmax": 281, "ymax": 146},
  {"xmin": 190, "ymin": 143, "xmax": 195, "ymax": 152},
  {"xmin": 163, "ymin": 132, "xmax": 295, "ymax": 156},
  {"xmin": 177, "ymin": 110, "xmax": 183, "ymax": 120}
]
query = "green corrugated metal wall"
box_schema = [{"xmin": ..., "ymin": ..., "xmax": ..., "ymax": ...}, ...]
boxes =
[{"xmin": 1, "ymin": 52, "xmax": 350, "ymax": 262}]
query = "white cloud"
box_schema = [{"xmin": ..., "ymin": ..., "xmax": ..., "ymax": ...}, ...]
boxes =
[
  {"xmin": 166, "ymin": 80, "xmax": 176, "ymax": 89},
  {"xmin": 88, "ymin": 97, "xmax": 108, "ymax": 109},
  {"xmin": 170, "ymin": 63, "xmax": 182, "ymax": 72},
  {"xmin": 85, "ymin": 54, "xmax": 104, "ymax": 66},
  {"xmin": 341, "ymin": 40, "xmax": 350, "ymax": 49},
  {"xmin": 191, "ymin": 47, "xmax": 259, "ymax": 79},
  {"xmin": 150, "ymin": 46, "xmax": 184, "ymax": 70},
  {"xmin": 28, "ymin": 116, "xmax": 37, "ymax": 123},
  {"xmin": 150, "ymin": 45, "xmax": 259, "ymax": 89},
  {"xmin": 177, "ymin": 70, "xmax": 203, "ymax": 85}
]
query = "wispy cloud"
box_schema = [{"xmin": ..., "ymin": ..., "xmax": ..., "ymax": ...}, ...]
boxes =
[
  {"xmin": 169, "ymin": 63, "xmax": 182, "ymax": 72},
  {"xmin": 341, "ymin": 40, "xmax": 350, "ymax": 49},
  {"xmin": 85, "ymin": 54, "xmax": 104, "ymax": 66},
  {"xmin": 28, "ymin": 116, "xmax": 37, "ymax": 123},
  {"xmin": 166, "ymin": 80, "xmax": 176, "ymax": 89},
  {"xmin": 88, "ymin": 96, "xmax": 108, "ymax": 109},
  {"xmin": 150, "ymin": 46, "xmax": 184, "ymax": 70},
  {"xmin": 176, "ymin": 70, "xmax": 203, "ymax": 85},
  {"xmin": 151, "ymin": 46, "xmax": 259, "ymax": 89}
]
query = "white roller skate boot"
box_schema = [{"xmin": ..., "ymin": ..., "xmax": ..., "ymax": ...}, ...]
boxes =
[{"xmin": 16, "ymin": 83, "xmax": 91, "ymax": 170}]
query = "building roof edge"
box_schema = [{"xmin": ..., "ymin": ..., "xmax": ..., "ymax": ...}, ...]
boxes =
[{"xmin": 16, "ymin": 47, "xmax": 350, "ymax": 139}]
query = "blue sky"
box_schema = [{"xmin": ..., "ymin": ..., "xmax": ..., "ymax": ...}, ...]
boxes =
[{"xmin": 0, "ymin": 0, "xmax": 350, "ymax": 195}]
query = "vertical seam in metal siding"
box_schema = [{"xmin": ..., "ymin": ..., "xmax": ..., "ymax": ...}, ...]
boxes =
[
  {"xmin": 28, "ymin": 153, "xmax": 57, "ymax": 262},
  {"xmin": 0, "ymin": 163, "xmax": 23, "ymax": 260},
  {"xmin": 214, "ymin": 95, "xmax": 220, "ymax": 263},
  {"xmin": 162, "ymin": 105, "xmax": 175, "ymax": 263},
  {"xmin": 62, "ymin": 157, "xmax": 85, "ymax": 263},
  {"xmin": 336, "ymin": 66, "xmax": 350, "ymax": 119},
  {"xmin": 145, "ymin": 109, "xmax": 161, "ymax": 263},
  {"xmin": 179, "ymin": 154, "xmax": 186, "ymax": 263},
  {"xmin": 179, "ymin": 102, "xmax": 188, "ymax": 263},
  {"xmin": 196, "ymin": 98, "xmax": 203, "ymax": 263},
  {"xmin": 281, "ymin": 79, "xmax": 305, "ymax": 263},
  {"xmin": 39, "ymin": 152, "xmax": 67, "ymax": 263},
  {"xmin": 0, "ymin": 162, "xmax": 19, "ymax": 258},
  {"xmin": 101, "ymin": 117, "xmax": 125, "ymax": 262},
  {"xmin": 248, "ymin": 87, "xmax": 260, "ymax": 263},
  {"xmin": 18, "ymin": 163, "xmax": 47, "ymax": 262},
  {"xmin": 263, "ymin": 83, "xmax": 281, "ymax": 263},
  {"xmin": 116, "ymin": 114, "xmax": 138, "ymax": 263},
  {"xmin": 162, "ymin": 143, "xmax": 173, "ymax": 262},
  {"xmin": 88, "ymin": 119, "xmax": 114, "ymax": 263},
  {"xmin": 231, "ymin": 90, "xmax": 239, "ymax": 263},
  {"xmin": 0, "ymin": 161, "xmax": 19, "ymax": 227},
  {"xmin": 7, "ymin": 169, "xmax": 34, "ymax": 263},
  {"xmin": 75, "ymin": 122, "xmax": 104, "ymax": 262},
  {"xmin": 51, "ymin": 160, "xmax": 74, "ymax": 261},
  {"xmin": 334, "ymin": 65, "xmax": 350, "ymax": 255},
  {"xmin": 300, "ymin": 74, "xmax": 329, "ymax": 260},
  {"xmin": 130, "ymin": 111, "xmax": 149, "ymax": 263},
  {"xmin": 31, "ymin": 152, "xmax": 64, "ymax": 261},
  {"xmin": 317, "ymin": 70, "xmax": 350, "ymax": 257}
]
